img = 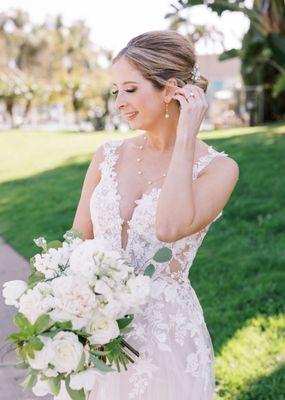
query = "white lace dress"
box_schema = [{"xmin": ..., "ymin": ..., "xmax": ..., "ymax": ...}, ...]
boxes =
[{"xmin": 88, "ymin": 138, "xmax": 228, "ymax": 400}]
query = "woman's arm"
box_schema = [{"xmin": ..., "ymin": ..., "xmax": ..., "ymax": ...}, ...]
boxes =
[
  {"xmin": 72, "ymin": 144, "xmax": 105, "ymax": 240},
  {"xmin": 156, "ymin": 134, "xmax": 239, "ymax": 242},
  {"xmin": 155, "ymin": 83, "xmax": 239, "ymax": 242}
]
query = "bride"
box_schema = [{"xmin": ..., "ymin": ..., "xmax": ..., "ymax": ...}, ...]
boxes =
[{"xmin": 72, "ymin": 30, "xmax": 239, "ymax": 400}]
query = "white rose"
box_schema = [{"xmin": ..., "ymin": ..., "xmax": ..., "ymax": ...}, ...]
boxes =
[
  {"xmin": 69, "ymin": 238, "xmax": 113, "ymax": 280},
  {"xmin": 2, "ymin": 280, "xmax": 28, "ymax": 307},
  {"xmin": 69, "ymin": 368, "xmax": 105, "ymax": 391},
  {"xmin": 126, "ymin": 275, "xmax": 151, "ymax": 306},
  {"xmin": 27, "ymin": 336, "xmax": 53, "ymax": 370},
  {"xmin": 86, "ymin": 313, "xmax": 119, "ymax": 345},
  {"xmin": 50, "ymin": 331, "xmax": 83, "ymax": 374},
  {"xmin": 50, "ymin": 276, "xmax": 97, "ymax": 329},
  {"xmin": 32, "ymin": 375, "xmax": 53, "ymax": 397},
  {"xmin": 99, "ymin": 295, "xmax": 125, "ymax": 319},
  {"xmin": 18, "ymin": 283, "xmax": 53, "ymax": 324},
  {"xmin": 94, "ymin": 280, "xmax": 112, "ymax": 297}
]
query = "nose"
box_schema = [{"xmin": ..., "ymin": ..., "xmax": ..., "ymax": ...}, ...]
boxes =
[{"xmin": 114, "ymin": 91, "xmax": 127, "ymax": 112}]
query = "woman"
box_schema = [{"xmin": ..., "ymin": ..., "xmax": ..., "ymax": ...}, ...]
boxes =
[{"xmin": 72, "ymin": 30, "xmax": 239, "ymax": 400}]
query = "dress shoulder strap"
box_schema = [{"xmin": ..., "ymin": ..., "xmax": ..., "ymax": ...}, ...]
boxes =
[
  {"xmin": 193, "ymin": 145, "xmax": 228, "ymax": 179},
  {"xmin": 99, "ymin": 139, "xmax": 124, "ymax": 176}
]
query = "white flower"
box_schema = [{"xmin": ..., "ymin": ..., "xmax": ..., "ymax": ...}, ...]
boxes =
[
  {"xmin": 69, "ymin": 368, "xmax": 105, "ymax": 391},
  {"xmin": 86, "ymin": 313, "xmax": 119, "ymax": 345},
  {"xmin": 126, "ymin": 275, "xmax": 151, "ymax": 306},
  {"xmin": 2, "ymin": 280, "xmax": 28, "ymax": 307},
  {"xmin": 99, "ymin": 296, "xmax": 124, "ymax": 319},
  {"xmin": 33, "ymin": 248, "xmax": 63, "ymax": 279},
  {"xmin": 27, "ymin": 335, "xmax": 53, "ymax": 370},
  {"xmin": 50, "ymin": 331, "xmax": 83, "ymax": 374},
  {"xmin": 44, "ymin": 368, "xmax": 58, "ymax": 377},
  {"xmin": 18, "ymin": 283, "xmax": 53, "ymax": 324},
  {"xmin": 32, "ymin": 375, "xmax": 52, "ymax": 397},
  {"xmin": 50, "ymin": 276, "xmax": 97, "ymax": 329},
  {"xmin": 94, "ymin": 280, "xmax": 112, "ymax": 297}
]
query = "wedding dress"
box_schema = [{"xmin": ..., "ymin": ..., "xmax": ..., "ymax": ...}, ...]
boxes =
[{"xmin": 88, "ymin": 138, "xmax": 228, "ymax": 400}]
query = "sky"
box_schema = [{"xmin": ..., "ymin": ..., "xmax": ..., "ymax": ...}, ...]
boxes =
[{"xmin": 0, "ymin": 0, "xmax": 250, "ymax": 55}]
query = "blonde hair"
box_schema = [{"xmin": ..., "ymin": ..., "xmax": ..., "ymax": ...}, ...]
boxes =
[{"xmin": 112, "ymin": 30, "xmax": 208, "ymax": 92}]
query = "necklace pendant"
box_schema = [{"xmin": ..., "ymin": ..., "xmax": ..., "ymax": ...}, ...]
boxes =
[
  {"xmin": 138, "ymin": 171, "xmax": 143, "ymax": 175},
  {"xmin": 148, "ymin": 180, "xmax": 152, "ymax": 185},
  {"xmin": 137, "ymin": 157, "xmax": 142, "ymax": 162},
  {"xmin": 139, "ymin": 145, "xmax": 143, "ymax": 150},
  {"xmin": 163, "ymin": 173, "xmax": 166, "ymax": 177}
]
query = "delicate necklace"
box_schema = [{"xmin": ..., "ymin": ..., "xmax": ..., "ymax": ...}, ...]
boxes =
[{"xmin": 134, "ymin": 135, "xmax": 173, "ymax": 185}]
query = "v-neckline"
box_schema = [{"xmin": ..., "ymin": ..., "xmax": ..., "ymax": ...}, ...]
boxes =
[
  {"xmin": 108, "ymin": 139, "xmax": 216, "ymax": 253},
  {"xmin": 111, "ymin": 139, "xmax": 162, "ymax": 253}
]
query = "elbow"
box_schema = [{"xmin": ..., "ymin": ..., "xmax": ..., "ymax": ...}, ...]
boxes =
[
  {"xmin": 156, "ymin": 217, "xmax": 195, "ymax": 243},
  {"xmin": 156, "ymin": 230, "xmax": 175, "ymax": 243}
]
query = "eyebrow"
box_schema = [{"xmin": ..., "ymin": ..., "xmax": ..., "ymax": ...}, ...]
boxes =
[{"xmin": 112, "ymin": 81, "xmax": 139, "ymax": 86}]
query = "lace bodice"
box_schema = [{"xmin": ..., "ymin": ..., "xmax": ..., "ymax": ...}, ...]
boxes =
[{"xmin": 90, "ymin": 138, "xmax": 228, "ymax": 284}]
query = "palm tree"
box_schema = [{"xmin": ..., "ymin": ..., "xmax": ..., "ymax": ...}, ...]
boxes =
[{"xmin": 165, "ymin": 0, "xmax": 285, "ymax": 122}]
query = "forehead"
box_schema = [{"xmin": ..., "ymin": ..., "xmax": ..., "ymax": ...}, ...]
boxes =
[{"xmin": 111, "ymin": 57, "xmax": 142, "ymax": 86}]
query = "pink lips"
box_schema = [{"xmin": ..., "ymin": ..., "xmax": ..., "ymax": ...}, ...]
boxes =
[{"xmin": 125, "ymin": 112, "xmax": 138, "ymax": 120}]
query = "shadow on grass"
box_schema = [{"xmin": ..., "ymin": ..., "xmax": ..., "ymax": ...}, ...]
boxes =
[
  {"xmin": 0, "ymin": 128, "xmax": 285, "ymax": 397},
  {"xmin": 235, "ymin": 364, "xmax": 285, "ymax": 400}
]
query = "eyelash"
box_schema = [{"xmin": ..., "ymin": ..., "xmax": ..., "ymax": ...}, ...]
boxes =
[{"xmin": 111, "ymin": 89, "xmax": 136, "ymax": 96}]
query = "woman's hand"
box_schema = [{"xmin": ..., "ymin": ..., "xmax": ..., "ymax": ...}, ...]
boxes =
[{"xmin": 172, "ymin": 84, "xmax": 208, "ymax": 139}]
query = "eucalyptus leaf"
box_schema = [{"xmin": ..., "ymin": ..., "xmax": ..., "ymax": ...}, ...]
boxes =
[
  {"xmin": 90, "ymin": 349, "xmax": 111, "ymax": 356},
  {"xmin": 143, "ymin": 264, "xmax": 155, "ymax": 277},
  {"xmin": 153, "ymin": 247, "xmax": 172, "ymax": 263},
  {"xmin": 90, "ymin": 354, "xmax": 114, "ymax": 372}
]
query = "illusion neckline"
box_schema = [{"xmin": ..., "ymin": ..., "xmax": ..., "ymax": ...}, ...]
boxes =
[{"xmin": 108, "ymin": 139, "xmax": 218, "ymax": 252}]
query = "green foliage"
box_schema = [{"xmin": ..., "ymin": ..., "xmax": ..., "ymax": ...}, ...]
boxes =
[
  {"xmin": 153, "ymin": 247, "xmax": 173, "ymax": 263},
  {"xmin": 167, "ymin": 0, "xmax": 285, "ymax": 121},
  {"xmin": 143, "ymin": 263, "xmax": 155, "ymax": 277},
  {"xmin": 117, "ymin": 315, "xmax": 134, "ymax": 330},
  {"xmin": 49, "ymin": 375, "xmax": 61, "ymax": 396},
  {"xmin": 65, "ymin": 375, "xmax": 85, "ymax": 400}
]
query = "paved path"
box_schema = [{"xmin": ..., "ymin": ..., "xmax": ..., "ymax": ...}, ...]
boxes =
[{"xmin": 0, "ymin": 237, "xmax": 52, "ymax": 400}]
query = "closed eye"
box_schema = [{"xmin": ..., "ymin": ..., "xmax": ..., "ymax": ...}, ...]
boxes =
[{"xmin": 111, "ymin": 89, "xmax": 136, "ymax": 96}]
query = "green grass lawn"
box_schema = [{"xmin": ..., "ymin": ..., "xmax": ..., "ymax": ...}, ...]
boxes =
[{"xmin": 1, "ymin": 124, "xmax": 285, "ymax": 399}]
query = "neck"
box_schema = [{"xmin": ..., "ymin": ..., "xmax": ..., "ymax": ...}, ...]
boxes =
[{"xmin": 141, "ymin": 105, "xmax": 180, "ymax": 152}]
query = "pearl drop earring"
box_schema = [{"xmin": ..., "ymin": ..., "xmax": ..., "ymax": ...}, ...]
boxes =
[{"xmin": 165, "ymin": 102, "xmax": 169, "ymax": 119}]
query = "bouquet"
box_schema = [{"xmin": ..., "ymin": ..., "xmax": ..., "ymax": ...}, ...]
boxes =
[{"xmin": 1, "ymin": 229, "xmax": 172, "ymax": 400}]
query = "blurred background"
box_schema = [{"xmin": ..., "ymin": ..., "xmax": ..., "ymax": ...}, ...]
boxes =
[
  {"xmin": 0, "ymin": 0, "xmax": 284, "ymax": 132},
  {"xmin": 0, "ymin": 1, "xmax": 284, "ymax": 399}
]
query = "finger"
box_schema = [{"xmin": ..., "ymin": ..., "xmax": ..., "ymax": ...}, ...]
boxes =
[
  {"xmin": 191, "ymin": 85, "xmax": 208, "ymax": 108},
  {"xmin": 173, "ymin": 88, "xmax": 195, "ymax": 102},
  {"xmin": 186, "ymin": 86, "xmax": 206, "ymax": 108},
  {"xmin": 172, "ymin": 93, "xmax": 189, "ymax": 107}
]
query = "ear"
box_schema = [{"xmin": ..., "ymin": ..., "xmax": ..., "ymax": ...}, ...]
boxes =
[{"xmin": 163, "ymin": 77, "xmax": 179, "ymax": 102}]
